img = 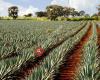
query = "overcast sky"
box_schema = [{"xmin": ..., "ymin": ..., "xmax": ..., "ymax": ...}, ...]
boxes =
[{"xmin": 0, "ymin": 0, "xmax": 99, "ymax": 16}]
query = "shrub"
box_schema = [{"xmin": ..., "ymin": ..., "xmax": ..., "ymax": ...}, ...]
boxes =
[{"xmin": 57, "ymin": 17, "xmax": 66, "ymax": 21}]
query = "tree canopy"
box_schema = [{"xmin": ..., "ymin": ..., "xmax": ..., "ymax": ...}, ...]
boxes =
[
  {"xmin": 46, "ymin": 5, "xmax": 63, "ymax": 20},
  {"xmin": 45, "ymin": 5, "xmax": 86, "ymax": 20},
  {"xmin": 36, "ymin": 11, "xmax": 47, "ymax": 17},
  {"xmin": 24, "ymin": 13, "xmax": 33, "ymax": 17},
  {"xmin": 8, "ymin": 6, "xmax": 18, "ymax": 19},
  {"xmin": 98, "ymin": 5, "xmax": 100, "ymax": 15},
  {"xmin": 79, "ymin": 11, "xmax": 85, "ymax": 16}
]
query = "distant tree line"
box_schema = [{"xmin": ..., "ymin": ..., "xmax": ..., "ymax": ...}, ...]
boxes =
[
  {"xmin": 35, "ymin": 5, "xmax": 88, "ymax": 20},
  {"xmin": 6, "ymin": 4, "xmax": 100, "ymax": 20}
]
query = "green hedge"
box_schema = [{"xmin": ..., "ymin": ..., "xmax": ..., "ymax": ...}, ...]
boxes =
[
  {"xmin": 0, "ymin": 16, "xmax": 100, "ymax": 21},
  {"xmin": 57, "ymin": 16, "xmax": 99, "ymax": 21}
]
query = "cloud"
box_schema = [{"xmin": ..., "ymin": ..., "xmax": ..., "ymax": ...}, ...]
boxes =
[
  {"xmin": 0, "ymin": 0, "xmax": 39, "ymax": 16},
  {"xmin": 51, "ymin": 0, "xmax": 99, "ymax": 15},
  {"xmin": 70, "ymin": 0, "xmax": 98, "ymax": 15},
  {"xmin": 19, "ymin": 6, "xmax": 39, "ymax": 16},
  {"xmin": 0, "ymin": 0, "xmax": 13, "ymax": 16},
  {"xmin": 51, "ymin": 0, "xmax": 69, "ymax": 6}
]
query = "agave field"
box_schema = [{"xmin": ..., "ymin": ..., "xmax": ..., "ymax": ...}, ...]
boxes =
[{"xmin": 0, "ymin": 20, "xmax": 100, "ymax": 80}]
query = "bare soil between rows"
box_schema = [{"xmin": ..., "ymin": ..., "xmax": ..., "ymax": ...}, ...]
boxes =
[
  {"xmin": 53, "ymin": 23, "xmax": 92, "ymax": 80},
  {"xmin": 96, "ymin": 24, "xmax": 100, "ymax": 51},
  {"xmin": 96, "ymin": 24, "xmax": 100, "ymax": 79}
]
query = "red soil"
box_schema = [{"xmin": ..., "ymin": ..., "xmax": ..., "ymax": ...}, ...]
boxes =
[
  {"xmin": 54, "ymin": 23, "xmax": 92, "ymax": 80},
  {"xmin": 97, "ymin": 24, "xmax": 100, "ymax": 46},
  {"xmin": 96, "ymin": 24, "xmax": 100, "ymax": 79}
]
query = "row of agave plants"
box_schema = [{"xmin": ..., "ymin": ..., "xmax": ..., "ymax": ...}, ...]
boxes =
[
  {"xmin": 0, "ymin": 21, "xmax": 86, "ymax": 79},
  {"xmin": 76, "ymin": 22, "xmax": 100, "ymax": 80},
  {"xmin": 0, "ymin": 21, "xmax": 83, "ymax": 60},
  {"xmin": 0, "ymin": 21, "xmax": 84, "ymax": 61},
  {"xmin": 28, "ymin": 22, "xmax": 100, "ymax": 80},
  {"xmin": 27, "ymin": 22, "xmax": 90, "ymax": 80}
]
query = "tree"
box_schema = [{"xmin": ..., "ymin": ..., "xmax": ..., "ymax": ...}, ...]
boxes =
[
  {"xmin": 46, "ymin": 5, "xmax": 63, "ymax": 20},
  {"xmin": 79, "ymin": 10, "xmax": 85, "ymax": 16},
  {"xmin": 63, "ymin": 7, "xmax": 70, "ymax": 17},
  {"xmin": 24, "ymin": 13, "xmax": 33, "ymax": 17},
  {"xmin": 85, "ymin": 14, "xmax": 90, "ymax": 17},
  {"xmin": 63, "ymin": 7, "xmax": 80, "ymax": 17},
  {"xmin": 69, "ymin": 8, "xmax": 76, "ymax": 17},
  {"xmin": 8, "ymin": 6, "xmax": 18, "ymax": 19},
  {"xmin": 71, "ymin": 11, "xmax": 80, "ymax": 17},
  {"xmin": 92, "ymin": 13, "xmax": 98, "ymax": 17},
  {"xmin": 36, "ymin": 11, "xmax": 47, "ymax": 17},
  {"xmin": 98, "ymin": 5, "xmax": 100, "ymax": 15}
]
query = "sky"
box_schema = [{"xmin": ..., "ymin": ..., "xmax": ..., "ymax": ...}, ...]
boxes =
[{"xmin": 0, "ymin": 0, "xmax": 99, "ymax": 16}]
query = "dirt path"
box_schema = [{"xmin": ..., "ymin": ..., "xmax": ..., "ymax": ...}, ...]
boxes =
[
  {"xmin": 54, "ymin": 23, "xmax": 93, "ymax": 80},
  {"xmin": 2, "ymin": 23, "xmax": 87, "ymax": 80},
  {"xmin": 96, "ymin": 24, "xmax": 100, "ymax": 79},
  {"xmin": 96, "ymin": 24, "xmax": 100, "ymax": 50}
]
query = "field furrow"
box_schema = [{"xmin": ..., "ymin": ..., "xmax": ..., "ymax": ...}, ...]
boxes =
[
  {"xmin": 96, "ymin": 24, "xmax": 100, "ymax": 79},
  {"xmin": 97, "ymin": 24, "xmax": 100, "ymax": 52},
  {"xmin": 54, "ymin": 23, "xmax": 92, "ymax": 80}
]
